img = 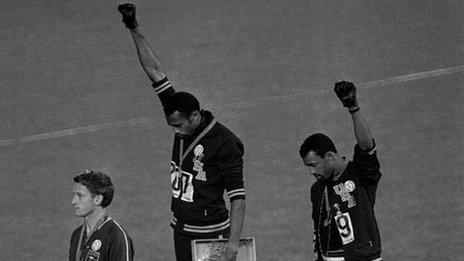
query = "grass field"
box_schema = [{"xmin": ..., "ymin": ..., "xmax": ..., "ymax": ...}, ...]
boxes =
[{"xmin": 1, "ymin": 0, "xmax": 463, "ymax": 260}]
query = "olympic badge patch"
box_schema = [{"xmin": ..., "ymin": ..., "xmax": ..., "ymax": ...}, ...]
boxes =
[
  {"xmin": 194, "ymin": 144, "xmax": 204, "ymax": 156},
  {"xmin": 344, "ymin": 180, "xmax": 355, "ymax": 192},
  {"xmin": 92, "ymin": 239, "xmax": 102, "ymax": 251}
]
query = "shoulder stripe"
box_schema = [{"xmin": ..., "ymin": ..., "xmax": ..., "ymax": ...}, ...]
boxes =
[
  {"xmin": 97, "ymin": 216, "xmax": 112, "ymax": 230},
  {"xmin": 111, "ymin": 219, "xmax": 131, "ymax": 261}
]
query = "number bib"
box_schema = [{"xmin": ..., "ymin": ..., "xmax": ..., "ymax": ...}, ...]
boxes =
[
  {"xmin": 171, "ymin": 162, "xmax": 194, "ymax": 202},
  {"xmin": 334, "ymin": 211, "xmax": 355, "ymax": 245}
]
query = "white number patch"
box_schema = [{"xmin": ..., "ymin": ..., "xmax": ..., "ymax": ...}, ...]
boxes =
[
  {"xmin": 334, "ymin": 211, "xmax": 355, "ymax": 245},
  {"xmin": 171, "ymin": 162, "xmax": 194, "ymax": 202}
]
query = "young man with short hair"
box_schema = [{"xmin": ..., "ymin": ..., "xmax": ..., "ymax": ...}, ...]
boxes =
[
  {"xmin": 117, "ymin": 4, "xmax": 246, "ymax": 261},
  {"xmin": 300, "ymin": 81, "xmax": 383, "ymax": 261},
  {"xmin": 69, "ymin": 170, "xmax": 134, "ymax": 261}
]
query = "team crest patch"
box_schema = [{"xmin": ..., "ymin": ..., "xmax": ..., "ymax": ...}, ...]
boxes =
[
  {"xmin": 344, "ymin": 180, "xmax": 355, "ymax": 192},
  {"xmin": 333, "ymin": 181, "xmax": 357, "ymax": 208},
  {"xmin": 193, "ymin": 145, "xmax": 207, "ymax": 181},
  {"xmin": 92, "ymin": 239, "xmax": 102, "ymax": 251}
]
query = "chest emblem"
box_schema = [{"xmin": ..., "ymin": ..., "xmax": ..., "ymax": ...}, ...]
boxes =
[
  {"xmin": 333, "ymin": 180, "xmax": 357, "ymax": 208},
  {"xmin": 193, "ymin": 145, "xmax": 207, "ymax": 181},
  {"xmin": 344, "ymin": 180, "xmax": 355, "ymax": 192},
  {"xmin": 91, "ymin": 239, "xmax": 102, "ymax": 251}
]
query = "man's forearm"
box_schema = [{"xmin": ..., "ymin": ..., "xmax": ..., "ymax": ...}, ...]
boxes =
[
  {"xmin": 228, "ymin": 199, "xmax": 246, "ymax": 247},
  {"xmin": 129, "ymin": 29, "xmax": 165, "ymax": 82},
  {"xmin": 350, "ymin": 108, "xmax": 374, "ymax": 150}
]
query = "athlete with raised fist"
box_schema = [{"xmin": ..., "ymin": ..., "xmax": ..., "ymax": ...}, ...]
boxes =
[
  {"xmin": 117, "ymin": 4, "xmax": 246, "ymax": 261},
  {"xmin": 299, "ymin": 81, "xmax": 383, "ymax": 261}
]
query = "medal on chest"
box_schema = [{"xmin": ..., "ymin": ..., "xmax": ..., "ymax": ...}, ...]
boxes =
[
  {"xmin": 193, "ymin": 145, "xmax": 207, "ymax": 181},
  {"xmin": 84, "ymin": 239, "xmax": 102, "ymax": 261}
]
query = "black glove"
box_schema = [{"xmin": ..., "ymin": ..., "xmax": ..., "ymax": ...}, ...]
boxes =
[
  {"xmin": 334, "ymin": 81, "xmax": 358, "ymax": 108},
  {"xmin": 118, "ymin": 3, "xmax": 138, "ymax": 29}
]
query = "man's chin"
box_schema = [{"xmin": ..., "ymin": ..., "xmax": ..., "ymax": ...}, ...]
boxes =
[{"xmin": 73, "ymin": 210, "xmax": 84, "ymax": 217}]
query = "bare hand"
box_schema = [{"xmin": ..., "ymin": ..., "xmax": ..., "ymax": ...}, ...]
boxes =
[{"xmin": 215, "ymin": 244, "xmax": 238, "ymax": 261}]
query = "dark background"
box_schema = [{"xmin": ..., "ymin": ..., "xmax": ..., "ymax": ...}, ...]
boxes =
[{"xmin": 1, "ymin": 0, "xmax": 463, "ymax": 260}]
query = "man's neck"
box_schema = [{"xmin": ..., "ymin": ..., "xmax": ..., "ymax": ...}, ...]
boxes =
[
  {"xmin": 186, "ymin": 112, "xmax": 208, "ymax": 139},
  {"xmin": 331, "ymin": 157, "xmax": 349, "ymax": 181},
  {"xmin": 85, "ymin": 208, "xmax": 106, "ymax": 232}
]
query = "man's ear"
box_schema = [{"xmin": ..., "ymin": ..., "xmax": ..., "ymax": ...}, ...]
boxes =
[
  {"xmin": 324, "ymin": 151, "xmax": 336, "ymax": 161},
  {"xmin": 93, "ymin": 194, "xmax": 103, "ymax": 206},
  {"xmin": 190, "ymin": 111, "xmax": 201, "ymax": 122}
]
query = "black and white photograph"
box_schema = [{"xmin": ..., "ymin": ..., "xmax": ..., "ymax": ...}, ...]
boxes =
[{"xmin": 1, "ymin": 0, "xmax": 462, "ymax": 260}]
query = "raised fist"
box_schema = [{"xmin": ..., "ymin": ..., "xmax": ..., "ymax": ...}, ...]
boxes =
[
  {"xmin": 334, "ymin": 81, "xmax": 358, "ymax": 108},
  {"xmin": 118, "ymin": 3, "xmax": 138, "ymax": 29}
]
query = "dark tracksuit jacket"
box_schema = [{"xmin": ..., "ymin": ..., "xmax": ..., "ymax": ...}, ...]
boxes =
[
  {"xmin": 311, "ymin": 143, "xmax": 382, "ymax": 261},
  {"xmin": 69, "ymin": 216, "xmax": 134, "ymax": 261},
  {"xmin": 153, "ymin": 78, "xmax": 246, "ymax": 236}
]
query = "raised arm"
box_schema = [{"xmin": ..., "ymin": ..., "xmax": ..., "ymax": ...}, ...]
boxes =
[
  {"xmin": 334, "ymin": 81, "xmax": 374, "ymax": 150},
  {"xmin": 118, "ymin": 3, "xmax": 166, "ymax": 83},
  {"xmin": 118, "ymin": 3, "xmax": 175, "ymax": 109},
  {"xmin": 130, "ymin": 29, "xmax": 166, "ymax": 83}
]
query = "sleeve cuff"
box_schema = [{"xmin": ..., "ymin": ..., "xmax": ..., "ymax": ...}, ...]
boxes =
[
  {"xmin": 355, "ymin": 139, "xmax": 377, "ymax": 155},
  {"xmin": 152, "ymin": 77, "xmax": 173, "ymax": 95},
  {"xmin": 227, "ymin": 188, "xmax": 246, "ymax": 201}
]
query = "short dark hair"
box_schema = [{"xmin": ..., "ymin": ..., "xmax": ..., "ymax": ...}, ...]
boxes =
[
  {"xmin": 73, "ymin": 170, "xmax": 114, "ymax": 208},
  {"xmin": 299, "ymin": 133, "xmax": 337, "ymax": 158},
  {"xmin": 163, "ymin": 91, "xmax": 200, "ymax": 118}
]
